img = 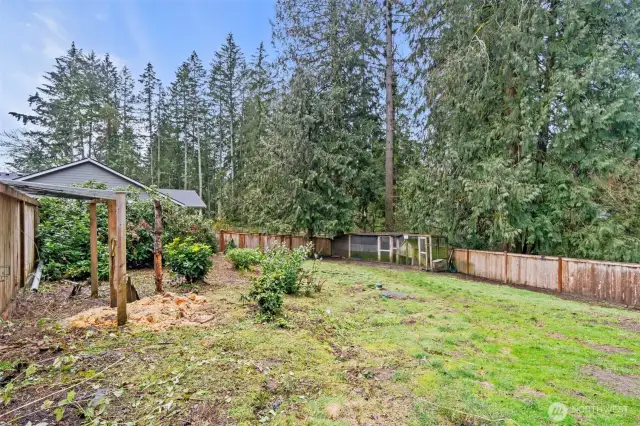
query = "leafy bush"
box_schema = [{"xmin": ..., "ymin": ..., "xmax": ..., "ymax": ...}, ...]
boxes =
[
  {"xmin": 247, "ymin": 273, "xmax": 285, "ymax": 319},
  {"xmin": 245, "ymin": 242, "xmax": 315, "ymax": 319},
  {"xmin": 38, "ymin": 181, "xmax": 218, "ymax": 281},
  {"xmin": 226, "ymin": 248, "xmax": 262, "ymax": 270},
  {"xmin": 165, "ymin": 237, "xmax": 213, "ymax": 282},
  {"xmin": 260, "ymin": 242, "xmax": 312, "ymax": 294}
]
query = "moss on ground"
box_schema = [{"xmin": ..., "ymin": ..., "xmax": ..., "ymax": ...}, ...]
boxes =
[{"xmin": 1, "ymin": 257, "xmax": 639, "ymax": 425}]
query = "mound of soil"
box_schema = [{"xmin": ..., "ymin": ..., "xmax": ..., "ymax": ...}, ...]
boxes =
[{"xmin": 62, "ymin": 292, "xmax": 215, "ymax": 331}]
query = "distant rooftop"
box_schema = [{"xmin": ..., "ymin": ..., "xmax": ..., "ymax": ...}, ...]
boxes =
[
  {"xmin": 0, "ymin": 171, "xmax": 22, "ymax": 180},
  {"xmin": 157, "ymin": 189, "xmax": 207, "ymax": 209}
]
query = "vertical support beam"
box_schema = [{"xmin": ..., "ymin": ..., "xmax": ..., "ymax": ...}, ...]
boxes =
[
  {"xmin": 389, "ymin": 237, "xmax": 393, "ymax": 263},
  {"xmin": 348, "ymin": 234, "xmax": 351, "ymax": 259},
  {"xmin": 377, "ymin": 236, "xmax": 381, "ymax": 261},
  {"xmin": 503, "ymin": 251, "xmax": 508, "ymax": 283},
  {"xmin": 466, "ymin": 248, "xmax": 471, "ymax": 275},
  {"xmin": 89, "ymin": 202, "xmax": 98, "ymax": 298},
  {"xmin": 107, "ymin": 200, "xmax": 117, "ymax": 308},
  {"xmin": 289, "ymin": 235, "xmax": 293, "ymax": 250},
  {"xmin": 557, "ymin": 257, "xmax": 563, "ymax": 293},
  {"xmin": 219, "ymin": 230, "xmax": 225, "ymax": 252},
  {"xmin": 115, "ymin": 192, "xmax": 127, "ymax": 326},
  {"xmin": 19, "ymin": 201, "xmax": 25, "ymax": 288},
  {"xmin": 153, "ymin": 199, "xmax": 163, "ymax": 293},
  {"xmin": 428, "ymin": 235, "xmax": 433, "ymax": 271}
]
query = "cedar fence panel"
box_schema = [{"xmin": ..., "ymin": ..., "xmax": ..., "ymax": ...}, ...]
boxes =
[
  {"xmin": 507, "ymin": 253, "xmax": 558, "ymax": 290},
  {"xmin": 0, "ymin": 184, "xmax": 39, "ymax": 317},
  {"xmin": 218, "ymin": 231, "xmax": 331, "ymax": 256},
  {"xmin": 453, "ymin": 248, "xmax": 640, "ymax": 308}
]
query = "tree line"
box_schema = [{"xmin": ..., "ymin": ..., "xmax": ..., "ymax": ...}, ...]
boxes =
[{"xmin": 4, "ymin": 0, "xmax": 640, "ymax": 262}]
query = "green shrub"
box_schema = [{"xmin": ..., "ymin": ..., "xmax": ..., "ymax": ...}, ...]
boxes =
[
  {"xmin": 248, "ymin": 273, "xmax": 285, "ymax": 319},
  {"xmin": 38, "ymin": 181, "xmax": 218, "ymax": 281},
  {"xmin": 260, "ymin": 242, "xmax": 312, "ymax": 294},
  {"xmin": 226, "ymin": 248, "xmax": 262, "ymax": 270},
  {"xmin": 245, "ymin": 242, "xmax": 315, "ymax": 319},
  {"xmin": 165, "ymin": 237, "xmax": 213, "ymax": 282}
]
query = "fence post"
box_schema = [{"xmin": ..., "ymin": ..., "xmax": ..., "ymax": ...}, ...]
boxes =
[
  {"xmin": 19, "ymin": 201, "xmax": 25, "ymax": 288},
  {"xmin": 557, "ymin": 257, "xmax": 563, "ymax": 293},
  {"xmin": 466, "ymin": 249, "xmax": 471, "ymax": 275},
  {"xmin": 348, "ymin": 234, "xmax": 351, "ymax": 259},
  {"xmin": 377, "ymin": 236, "xmax": 381, "ymax": 261},
  {"xmin": 219, "ymin": 230, "xmax": 225, "ymax": 252},
  {"xmin": 504, "ymin": 251, "xmax": 508, "ymax": 283}
]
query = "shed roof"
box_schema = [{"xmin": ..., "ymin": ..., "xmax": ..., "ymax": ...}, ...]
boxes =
[
  {"xmin": 157, "ymin": 189, "xmax": 207, "ymax": 208},
  {"xmin": 0, "ymin": 178, "xmax": 122, "ymax": 201}
]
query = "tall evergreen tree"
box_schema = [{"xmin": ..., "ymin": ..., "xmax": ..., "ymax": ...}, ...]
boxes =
[{"xmin": 137, "ymin": 62, "xmax": 160, "ymax": 184}]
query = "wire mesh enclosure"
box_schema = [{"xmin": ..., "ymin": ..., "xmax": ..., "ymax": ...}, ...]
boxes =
[{"xmin": 333, "ymin": 232, "xmax": 448, "ymax": 271}]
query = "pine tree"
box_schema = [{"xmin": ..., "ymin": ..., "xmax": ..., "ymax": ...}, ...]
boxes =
[
  {"xmin": 115, "ymin": 66, "xmax": 139, "ymax": 178},
  {"xmin": 211, "ymin": 33, "xmax": 245, "ymax": 210},
  {"xmin": 138, "ymin": 63, "xmax": 160, "ymax": 184}
]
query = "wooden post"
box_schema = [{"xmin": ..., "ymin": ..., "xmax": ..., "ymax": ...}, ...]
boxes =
[
  {"xmin": 153, "ymin": 199, "xmax": 163, "ymax": 293},
  {"xmin": 348, "ymin": 234, "xmax": 351, "ymax": 259},
  {"xmin": 19, "ymin": 201, "xmax": 25, "ymax": 288},
  {"xmin": 115, "ymin": 192, "xmax": 127, "ymax": 326},
  {"xmin": 557, "ymin": 257, "xmax": 563, "ymax": 293},
  {"xmin": 377, "ymin": 236, "xmax": 381, "ymax": 261},
  {"xmin": 466, "ymin": 249, "xmax": 471, "ymax": 275},
  {"xmin": 219, "ymin": 230, "xmax": 225, "ymax": 252},
  {"xmin": 89, "ymin": 202, "xmax": 98, "ymax": 298},
  {"xmin": 503, "ymin": 251, "xmax": 508, "ymax": 283},
  {"xmin": 107, "ymin": 200, "xmax": 117, "ymax": 308},
  {"xmin": 428, "ymin": 235, "xmax": 433, "ymax": 271},
  {"xmin": 289, "ymin": 235, "xmax": 293, "ymax": 250},
  {"xmin": 389, "ymin": 237, "xmax": 393, "ymax": 263}
]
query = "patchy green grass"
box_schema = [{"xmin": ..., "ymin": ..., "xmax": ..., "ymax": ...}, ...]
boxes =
[{"xmin": 1, "ymin": 258, "xmax": 639, "ymax": 425}]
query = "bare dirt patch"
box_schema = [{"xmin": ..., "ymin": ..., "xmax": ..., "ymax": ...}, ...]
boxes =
[
  {"xmin": 582, "ymin": 366, "xmax": 640, "ymax": 398},
  {"xmin": 62, "ymin": 292, "xmax": 215, "ymax": 331},
  {"xmin": 206, "ymin": 254, "xmax": 252, "ymax": 288},
  {"xmin": 515, "ymin": 386, "xmax": 545, "ymax": 399},
  {"xmin": 585, "ymin": 343, "xmax": 632, "ymax": 354},
  {"xmin": 614, "ymin": 318, "xmax": 640, "ymax": 333}
]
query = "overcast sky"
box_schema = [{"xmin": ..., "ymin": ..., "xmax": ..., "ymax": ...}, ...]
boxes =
[{"xmin": 0, "ymin": 0, "xmax": 275, "ymax": 168}]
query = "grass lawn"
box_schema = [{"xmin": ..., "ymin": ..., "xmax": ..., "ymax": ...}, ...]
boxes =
[{"xmin": 1, "ymin": 257, "xmax": 639, "ymax": 425}]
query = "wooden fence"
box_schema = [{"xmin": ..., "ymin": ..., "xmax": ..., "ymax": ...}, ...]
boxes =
[
  {"xmin": 218, "ymin": 231, "xmax": 332, "ymax": 256},
  {"xmin": 452, "ymin": 249, "xmax": 640, "ymax": 308},
  {"xmin": 0, "ymin": 184, "xmax": 39, "ymax": 317}
]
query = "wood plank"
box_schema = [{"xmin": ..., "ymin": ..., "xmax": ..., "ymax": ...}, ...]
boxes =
[
  {"xmin": 107, "ymin": 200, "xmax": 117, "ymax": 308},
  {"xmin": 0, "ymin": 179, "xmax": 117, "ymax": 201},
  {"xmin": 89, "ymin": 202, "xmax": 98, "ymax": 298},
  {"xmin": 115, "ymin": 192, "xmax": 127, "ymax": 326},
  {"xmin": 558, "ymin": 257, "xmax": 563, "ymax": 293},
  {"xmin": 0, "ymin": 183, "xmax": 39, "ymax": 206},
  {"xmin": 153, "ymin": 199, "xmax": 163, "ymax": 293},
  {"xmin": 19, "ymin": 201, "xmax": 25, "ymax": 288}
]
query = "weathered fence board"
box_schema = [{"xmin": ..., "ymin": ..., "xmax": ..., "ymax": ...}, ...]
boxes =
[
  {"xmin": 453, "ymin": 248, "xmax": 640, "ymax": 308},
  {"xmin": 0, "ymin": 184, "xmax": 39, "ymax": 317},
  {"xmin": 218, "ymin": 231, "xmax": 332, "ymax": 256}
]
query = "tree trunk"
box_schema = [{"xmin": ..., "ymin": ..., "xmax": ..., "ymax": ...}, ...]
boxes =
[
  {"xmin": 149, "ymin": 101, "xmax": 154, "ymax": 185},
  {"xmin": 183, "ymin": 130, "xmax": 188, "ymax": 189},
  {"xmin": 153, "ymin": 199, "xmax": 163, "ymax": 293},
  {"xmin": 384, "ymin": 0, "xmax": 395, "ymax": 231},
  {"xmin": 157, "ymin": 132, "xmax": 161, "ymax": 185}
]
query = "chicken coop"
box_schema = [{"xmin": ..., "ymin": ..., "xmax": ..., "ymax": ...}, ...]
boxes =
[{"xmin": 332, "ymin": 232, "xmax": 449, "ymax": 271}]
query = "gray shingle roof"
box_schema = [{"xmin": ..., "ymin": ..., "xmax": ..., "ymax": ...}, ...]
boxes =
[{"xmin": 157, "ymin": 189, "xmax": 207, "ymax": 208}]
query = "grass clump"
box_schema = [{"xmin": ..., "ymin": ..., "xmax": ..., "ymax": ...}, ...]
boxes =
[{"xmin": 226, "ymin": 248, "xmax": 262, "ymax": 270}]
